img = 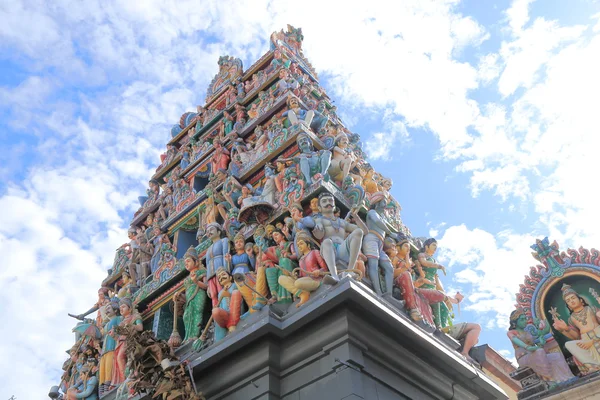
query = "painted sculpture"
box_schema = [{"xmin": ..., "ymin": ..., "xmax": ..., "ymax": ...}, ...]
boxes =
[
  {"xmin": 509, "ymin": 309, "xmax": 574, "ymax": 387},
  {"xmin": 278, "ymin": 231, "xmax": 329, "ymax": 307},
  {"xmin": 552, "ymin": 284, "xmax": 600, "ymax": 374},
  {"xmin": 301, "ymin": 192, "xmax": 364, "ymax": 285},
  {"xmin": 176, "ymin": 246, "xmax": 208, "ymax": 343}
]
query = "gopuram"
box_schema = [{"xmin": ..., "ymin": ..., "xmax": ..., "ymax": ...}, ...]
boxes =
[
  {"xmin": 51, "ymin": 26, "xmax": 509, "ymax": 400},
  {"xmin": 508, "ymin": 237, "xmax": 600, "ymax": 399}
]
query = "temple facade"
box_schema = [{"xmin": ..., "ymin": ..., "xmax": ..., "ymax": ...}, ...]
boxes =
[
  {"xmin": 53, "ymin": 26, "xmax": 511, "ymax": 400},
  {"xmin": 507, "ymin": 238, "xmax": 600, "ymax": 399}
]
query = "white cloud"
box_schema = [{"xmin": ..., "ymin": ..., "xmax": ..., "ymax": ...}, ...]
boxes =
[
  {"xmin": 505, "ymin": 0, "xmax": 535, "ymax": 35},
  {"xmin": 437, "ymin": 224, "xmax": 534, "ymax": 328}
]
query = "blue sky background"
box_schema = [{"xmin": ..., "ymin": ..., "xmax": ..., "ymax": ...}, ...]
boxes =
[{"xmin": 1, "ymin": 0, "xmax": 599, "ymax": 397}]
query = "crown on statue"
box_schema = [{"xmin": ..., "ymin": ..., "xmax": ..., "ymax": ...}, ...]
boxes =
[
  {"xmin": 184, "ymin": 246, "xmax": 198, "ymax": 261},
  {"xmin": 561, "ymin": 283, "xmax": 578, "ymax": 300}
]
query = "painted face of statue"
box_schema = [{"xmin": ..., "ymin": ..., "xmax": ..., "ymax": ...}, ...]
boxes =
[
  {"xmin": 297, "ymin": 239, "xmax": 309, "ymax": 254},
  {"xmin": 234, "ymin": 238, "xmax": 245, "ymax": 251},
  {"xmin": 516, "ymin": 314, "xmax": 528, "ymax": 329},
  {"xmin": 290, "ymin": 207, "xmax": 302, "ymax": 221},
  {"xmin": 217, "ymin": 269, "xmax": 231, "ymax": 287},
  {"xmin": 272, "ymin": 231, "xmax": 285, "ymax": 244},
  {"xmin": 207, "ymin": 225, "xmax": 220, "ymax": 241},
  {"xmin": 120, "ymin": 303, "xmax": 131, "ymax": 317},
  {"xmin": 397, "ymin": 242, "xmax": 410, "ymax": 257},
  {"xmin": 338, "ymin": 137, "xmax": 348, "ymax": 148},
  {"xmin": 318, "ymin": 195, "xmax": 335, "ymax": 214},
  {"xmin": 310, "ymin": 198, "xmax": 319, "ymax": 213},
  {"xmin": 425, "ymin": 242, "xmax": 438, "ymax": 255},
  {"xmin": 184, "ymin": 256, "xmax": 196, "ymax": 272},
  {"xmin": 298, "ymin": 136, "xmax": 313, "ymax": 154},
  {"xmin": 565, "ymin": 293, "xmax": 584, "ymax": 311},
  {"xmin": 105, "ymin": 304, "xmax": 116, "ymax": 318}
]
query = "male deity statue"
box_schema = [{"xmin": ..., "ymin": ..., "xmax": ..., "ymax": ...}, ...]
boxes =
[
  {"xmin": 204, "ymin": 223, "xmax": 230, "ymax": 307},
  {"xmin": 212, "ymin": 267, "xmax": 242, "ymax": 341},
  {"xmin": 553, "ymin": 284, "xmax": 600, "ymax": 374},
  {"xmin": 281, "ymin": 134, "xmax": 331, "ymax": 186},
  {"xmin": 301, "ymin": 192, "xmax": 364, "ymax": 285},
  {"xmin": 286, "ymin": 96, "xmax": 314, "ymax": 127},
  {"xmin": 355, "ymin": 209, "xmax": 394, "ymax": 296}
]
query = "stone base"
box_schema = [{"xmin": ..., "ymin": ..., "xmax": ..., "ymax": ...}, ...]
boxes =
[{"xmin": 186, "ymin": 277, "xmax": 507, "ymax": 399}]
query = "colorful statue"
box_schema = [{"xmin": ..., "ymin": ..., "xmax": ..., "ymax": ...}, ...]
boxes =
[
  {"xmin": 205, "ymin": 223, "xmax": 231, "ymax": 307},
  {"xmin": 136, "ymin": 230, "xmax": 153, "ymax": 286},
  {"xmin": 209, "ymin": 139, "xmax": 230, "ymax": 178},
  {"xmin": 286, "ymin": 96, "xmax": 314, "ymax": 127},
  {"xmin": 278, "ymin": 232, "xmax": 329, "ymax": 307},
  {"xmin": 70, "ymin": 287, "xmax": 111, "ymax": 327},
  {"xmin": 66, "ymin": 364, "xmax": 98, "ymax": 400},
  {"xmin": 328, "ymin": 133, "xmax": 358, "ymax": 183},
  {"xmin": 358, "ymin": 209, "xmax": 394, "ymax": 296},
  {"xmin": 552, "ymin": 284, "xmax": 600, "ymax": 374},
  {"xmin": 179, "ymin": 145, "xmax": 191, "ymax": 170},
  {"xmin": 99, "ymin": 301, "xmax": 121, "ymax": 391},
  {"xmin": 301, "ymin": 192, "xmax": 364, "ymax": 284},
  {"xmin": 509, "ymin": 309, "xmax": 574, "ymax": 386},
  {"xmin": 110, "ymin": 298, "xmax": 142, "ymax": 386},
  {"xmin": 229, "ymin": 238, "xmax": 269, "ymax": 315},
  {"xmin": 212, "ymin": 267, "xmax": 243, "ymax": 341},
  {"xmin": 389, "ymin": 236, "xmax": 456, "ymax": 326},
  {"xmin": 417, "ymin": 238, "xmax": 450, "ymax": 328},
  {"xmin": 261, "ymin": 228, "xmax": 298, "ymax": 303},
  {"xmin": 176, "ymin": 246, "xmax": 208, "ymax": 343},
  {"xmin": 280, "ymin": 134, "xmax": 331, "ymax": 186}
]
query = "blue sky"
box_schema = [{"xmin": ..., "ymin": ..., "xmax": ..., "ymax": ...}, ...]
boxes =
[{"xmin": 1, "ymin": 0, "xmax": 599, "ymax": 397}]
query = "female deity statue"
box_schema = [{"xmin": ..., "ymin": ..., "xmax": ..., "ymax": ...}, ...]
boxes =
[
  {"xmin": 278, "ymin": 232, "xmax": 329, "ymax": 307},
  {"xmin": 110, "ymin": 298, "xmax": 143, "ymax": 386},
  {"xmin": 508, "ymin": 309, "xmax": 574, "ymax": 386},
  {"xmin": 223, "ymin": 111, "xmax": 234, "ymax": 135},
  {"xmin": 552, "ymin": 284, "xmax": 600, "ymax": 374},
  {"xmin": 417, "ymin": 238, "xmax": 450, "ymax": 329},
  {"xmin": 209, "ymin": 139, "xmax": 230, "ymax": 178},
  {"xmin": 261, "ymin": 228, "xmax": 298, "ymax": 303},
  {"xmin": 328, "ymin": 133, "xmax": 357, "ymax": 184},
  {"xmin": 99, "ymin": 302, "xmax": 121, "ymax": 391},
  {"xmin": 175, "ymin": 246, "xmax": 208, "ymax": 343}
]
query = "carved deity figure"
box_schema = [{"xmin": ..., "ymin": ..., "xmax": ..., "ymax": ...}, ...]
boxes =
[
  {"xmin": 228, "ymin": 236, "xmax": 268, "ymax": 315},
  {"xmin": 204, "ymin": 223, "xmax": 230, "ymax": 307},
  {"xmin": 417, "ymin": 238, "xmax": 451, "ymax": 328},
  {"xmin": 212, "ymin": 267, "xmax": 242, "ymax": 341},
  {"xmin": 110, "ymin": 298, "xmax": 142, "ymax": 386},
  {"xmin": 99, "ymin": 302, "xmax": 121, "ymax": 390},
  {"xmin": 71, "ymin": 287, "xmax": 111, "ymax": 327},
  {"xmin": 261, "ymin": 229, "xmax": 298, "ymax": 303},
  {"xmin": 388, "ymin": 236, "xmax": 459, "ymax": 326},
  {"xmin": 210, "ymin": 139, "xmax": 230, "ymax": 177},
  {"xmin": 278, "ymin": 232, "xmax": 329, "ymax": 307},
  {"xmin": 553, "ymin": 284, "xmax": 600, "ymax": 374},
  {"xmin": 357, "ymin": 209, "xmax": 394, "ymax": 296},
  {"xmin": 280, "ymin": 134, "xmax": 331, "ymax": 186},
  {"xmin": 328, "ymin": 134, "xmax": 358, "ymax": 183},
  {"xmin": 509, "ymin": 309, "xmax": 575, "ymax": 385},
  {"xmin": 66, "ymin": 364, "xmax": 98, "ymax": 400},
  {"xmin": 301, "ymin": 192, "xmax": 363, "ymax": 285},
  {"xmin": 286, "ymin": 96, "xmax": 314, "ymax": 127},
  {"xmin": 176, "ymin": 246, "xmax": 208, "ymax": 343}
]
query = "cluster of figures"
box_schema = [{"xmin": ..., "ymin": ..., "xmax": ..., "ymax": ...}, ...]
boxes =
[
  {"xmin": 169, "ymin": 191, "xmax": 481, "ymax": 364},
  {"xmin": 63, "ymin": 295, "xmax": 143, "ymax": 398},
  {"xmin": 508, "ymin": 283, "xmax": 600, "ymax": 388},
  {"xmin": 57, "ymin": 25, "xmax": 488, "ymax": 399}
]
